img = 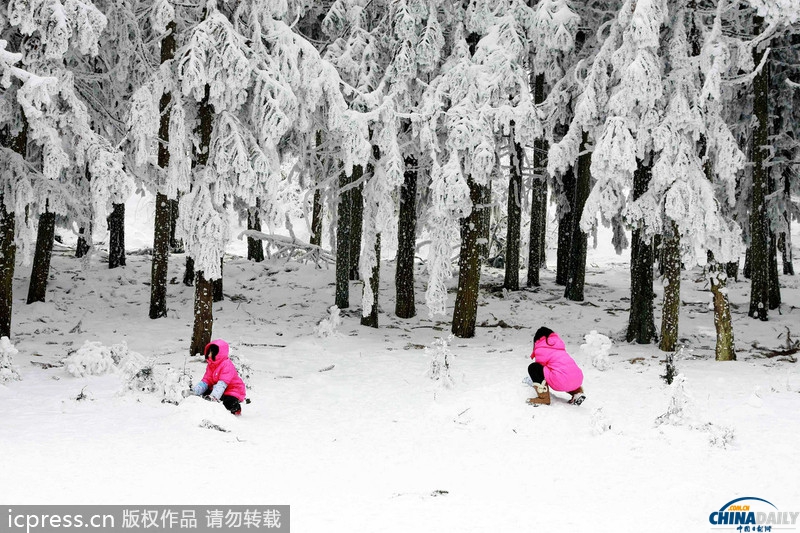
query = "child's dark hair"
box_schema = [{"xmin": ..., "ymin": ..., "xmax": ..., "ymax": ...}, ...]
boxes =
[{"xmin": 534, "ymin": 327, "xmax": 555, "ymax": 343}]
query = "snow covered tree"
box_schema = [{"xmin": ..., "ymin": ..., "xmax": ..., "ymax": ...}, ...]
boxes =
[{"xmin": 2, "ymin": 0, "xmax": 132, "ymax": 310}]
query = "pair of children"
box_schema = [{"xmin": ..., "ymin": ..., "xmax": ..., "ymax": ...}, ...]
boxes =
[
  {"xmin": 192, "ymin": 339, "xmax": 247, "ymax": 416},
  {"xmin": 527, "ymin": 327, "xmax": 586, "ymax": 406}
]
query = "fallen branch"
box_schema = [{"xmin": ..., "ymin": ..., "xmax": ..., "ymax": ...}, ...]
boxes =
[{"xmin": 238, "ymin": 230, "xmax": 334, "ymax": 266}]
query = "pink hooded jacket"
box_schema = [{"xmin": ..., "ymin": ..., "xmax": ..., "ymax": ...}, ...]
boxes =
[
  {"xmin": 530, "ymin": 332, "xmax": 583, "ymax": 392},
  {"xmin": 201, "ymin": 339, "xmax": 247, "ymax": 401}
]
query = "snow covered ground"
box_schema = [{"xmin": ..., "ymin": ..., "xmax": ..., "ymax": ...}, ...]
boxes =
[{"xmin": 1, "ymin": 218, "xmax": 799, "ymax": 532}]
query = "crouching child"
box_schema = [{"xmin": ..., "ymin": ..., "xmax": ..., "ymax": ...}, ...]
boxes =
[{"xmin": 193, "ymin": 339, "xmax": 247, "ymax": 416}]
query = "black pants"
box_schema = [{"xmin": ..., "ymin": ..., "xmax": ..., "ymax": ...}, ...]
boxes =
[
  {"xmin": 528, "ymin": 362, "xmax": 545, "ymax": 384},
  {"xmin": 202, "ymin": 390, "xmax": 242, "ymax": 414}
]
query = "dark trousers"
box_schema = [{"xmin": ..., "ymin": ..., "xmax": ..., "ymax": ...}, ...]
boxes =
[
  {"xmin": 528, "ymin": 362, "xmax": 545, "ymax": 384},
  {"xmin": 202, "ymin": 390, "xmax": 242, "ymax": 414}
]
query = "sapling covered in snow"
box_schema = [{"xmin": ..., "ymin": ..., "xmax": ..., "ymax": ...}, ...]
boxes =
[
  {"xmin": 0, "ymin": 336, "xmax": 21, "ymax": 383},
  {"xmin": 655, "ymin": 373, "xmax": 692, "ymax": 426},
  {"xmin": 160, "ymin": 367, "xmax": 192, "ymax": 405},
  {"xmin": 315, "ymin": 305, "xmax": 343, "ymax": 338},
  {"xmin": 65, "ymin": 341, "xmax": 117, "ymax": 378},
  {"xmin": 425, "ymin": 336, "xmax": 454, "ymax": 389},
  {"xmin": 580, "ymin": 330, "xmax": 612, "ymax": 371}
]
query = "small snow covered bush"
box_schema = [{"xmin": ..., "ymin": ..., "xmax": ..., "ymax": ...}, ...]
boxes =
[
  {"xmin": 590, "ymin": 407, "xmax": 612, "ymax": 436},
  {"xmin": 0, "ymin": 336, "xmax": 21, "ymax": 384},
  {"xmin": 66, "ymin": 341, "xmax": 117, "ymax": 377},
  {"xmin": 655, "ymin": 373, "xmax": 693, "ymax": 426},
  {"xmin": 426, "ymin": 336, "xmax": 454, "ymax": 389},
  {"xmin": 314, "ymin": 305, "xmax": 342, "ymax": 338},
  {"xmin": 580, "ymin": 331, "xmax": 612, "ymax": 371},
  {"xmin": 229, "ymin": 350, "xmax": 253, "ymax": 390},
  {"xmin": 161, "ymin": 367, "xmax": 192, "ymax": 404}
]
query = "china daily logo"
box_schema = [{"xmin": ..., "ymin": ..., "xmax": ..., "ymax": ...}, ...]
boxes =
[{"xmin": 710, "ymin": 497, "xmax": 799, "ymax": 531}]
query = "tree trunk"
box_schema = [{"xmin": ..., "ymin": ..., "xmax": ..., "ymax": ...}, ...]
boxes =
[
  {"xmin": 659, "ymin": 222, "xmax": 681, "ymax": 352},
  {"xmin": 0, "ymin": 201, "xmax": 15, "ymax": 337},
  {"xmin": 310, "ymin": 130, "xmax": 324, "ymax": 248},
  {"xmin": 190, "ymin": 271, "xmax": 213, "ymax": 357},
  {"xmin": 150, "ymin": 193, "xmax": 171, "ymax": 318},
  {"xmin": 213, "ymin": 259, "xmax": 223, "ymax": 302},
  {"xmin": 396, "ymin": 155, "xmax": 417, "ymax": 318},
  {"xmin": 107, "ymin": 203, "xmax": 126, "ymax": 269},
  {"xmin": 743, "ymin": 247, "xmax": 751, "ymax": 279},
  {"xmin": 726, "ymin": 261, "xmax": 739, "ymax": 281},
  {"xmin": 349, "ymin": 166, "xmax": 364, "ymax": 281},
  {"xmin": 504, "ymin": 133, "xmax": 523, "ymax": 291},
  {"xmin": 710, "ymin": 262, "xmax": 736, "ymax": 361},
  {"xmin": 76, "ymin": 227, "xmax": 90, "ymax": 258},
  {"xmin": 183, "ymin": 257, "xmax": 194, "ymax": 286},
  {"xmin": 149, "ymin": 20, "xmax": 176, "ymax": 319},
  {"xmin": 452, "ymin": 178, "xmax": 485, "ymax": 338},
  {"xmin": 748, "ymin": 18, "xmax": 770, "ymax": 321},
  {"xmin": 627, "ymin": 160, "xmax": 657, "ymax": 344},
  {"xmin": 478, "ymin": 180, "xmax": 492, "ymax": 262},
  {"xmin": 189, "ymin": 84, "xmax": 215, "ymax": 356},
  {"xmin": 335, "ymin": 170, "xmax": 353, "ymax": 309},
  {"xmin": 0, "ymin": 123, "xmax": 26, "ymax": 337},
  {"xmin": 564, "ymin": 133, "xmax": 591, "ymax": 301},
  {"xmin": 768, "ymin": 232, "xmax": 780, "ymax": 309},
  {"xmin": 361, "ymin": 234, "xmax": 380, "ymax": 328},
  {"xmin": 311, "ymin": 189, "xmax": 323, "ymax": 247},
  {"xmin": 527, "ymin": 73, "xmax": 548, "ymax": 287},
  {"xmin": 556, "ymin": 166, "xmax": 575, "ymax": 286},
  {"xmin": 27, "ymin": 207, "xmax": 56, "ymax": 304},
  {"xmin": 780, "ymin": 168, "xmax": 794, "ymax": 275},
  {"xmin": 247, "ymin": 203, "xmax": 264, "ymax": 262},
  {"xmin": 169, "ymin": 198, "xmax": 182, "ymax": 252}
]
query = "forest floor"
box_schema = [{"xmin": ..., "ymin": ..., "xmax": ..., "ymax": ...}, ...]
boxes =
[{"xmin": 1, "ymin": 225, "xmax": 799, "ymax": 532}]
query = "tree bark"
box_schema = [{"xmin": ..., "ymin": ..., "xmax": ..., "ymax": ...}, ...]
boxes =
[
  {"xmin": 27, "ymin": 206, "xmax": 56, "ymax": 304},
  {"xmin": 169, "ymin": 198, "xmax": 182, "ymax": 252},
  {"xmin": 149, "ymin": 20, "xmax": 176, "ymax": 319},
  {"xmin": 189, "ymin": 84, "xmax": 215, "ymax": 355},
  {"xmin": 76, "ymin": 227, "xmax": 90, "ymax": 258},
  {"xmin": 0, "ymin": 123, "xmax": 26, "ymax": 337},
  {"xmin": 478, "ymin": 181, "xmax": 491, "ymax": 262},
  {"xmin": 659, "ymin": 222, "xmax": 681, "ymax": 352},
  {"xmin": 748, "ymin": 18, "xmax": 770, "ymax": 321},
  {"xmin": 710, "ymin": 262, "xmax": 736, "ymax": 361},
  {"xmin": 779, "ymin": 168, "xmax": 794, "ymax": 275},
  {"xmin": 527, "ymin": 72, "xmax": 548, "ymax": 287},
  {"xmin": 349, "ymin": 166, "xmax": 364, "ymax": 281},
  {"xmin": 504, "ymin": 133, "xmax": 523, "ymax": 291},
  {"xmin": 107, "ymin": 203, "xmax": 126, "ymax": 269},
  {"xmin": 361, "ymin": 234, "xmax": 380, "ymax": 328},
  {"xmin": 183, "ymin": 257, "xmax": 194, "ymax": 286},
  {"xmin": 396, "ymin": 155, "xmax": 417, "ymax": 318},
  {"xmin": 311, "ymin": 189, "xmax": 323, "ymax": 247},
  {"xmin": 247, "ymin": 203, "xmax": 264, "ymax": 262},
  {"xmin": 452, "ymin": 178, "xmax": 485, "ymax": 338},
  {"xmin": 335, "ymin": 170, "xmax": 353, "ymax": 309},
  {"xmin": 627, "ymin": 160, "xmax": 657, "ymax": 344},
  {"xmin": 564, "ymin": 132, "xmax": 591, "ymax": 301},
  {"xmin": 556, "ymin": 165, "xmax": 575, "ymax": 286},
  {"xmin": 213, "ymin": 259, "xmax": 223, "ymax": 302},
  {"xmin": 0, "ymin": 201, "xmax": 15, "ymax": 337},
  {"xmin": 190, "ymin": 271, "xmax": 213, "ymax": 357}
]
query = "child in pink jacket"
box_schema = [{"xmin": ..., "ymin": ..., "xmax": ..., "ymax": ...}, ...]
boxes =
[
  {"xmin": 528, "ymin": 327, "xmax": 586, "ymax": 406},
  {"xmin": 192, "ymin": 339, "xmax": 247, "ymax": 415}
]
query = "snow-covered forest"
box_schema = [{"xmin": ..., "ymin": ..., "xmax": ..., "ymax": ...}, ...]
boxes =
[{"xmin": 1, "ymin": 0, "xmax": 799, "ymax": 530}]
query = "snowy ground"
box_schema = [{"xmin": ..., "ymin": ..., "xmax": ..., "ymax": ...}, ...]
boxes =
[{"xmin": 1, "ymin": 218, "xmax": 799, "ymax": 532}]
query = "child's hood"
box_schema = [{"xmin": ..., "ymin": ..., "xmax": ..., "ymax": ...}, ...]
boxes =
[
  {"xmin": 205, "ymin": 339, "xmax": 230, "ymax": 363},
  {"xmin": 534, "ymin": 332, "xmax": 566, "ymax": 352}
]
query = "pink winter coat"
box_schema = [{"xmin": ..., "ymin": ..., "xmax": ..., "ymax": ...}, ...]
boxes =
[
  {"xmin": 530, "ymin": 332, "xmax": 583, "ymax": 392},
  {"xmin": 201, "ymin": 340, "xmax": 247, "ymax": 401}
]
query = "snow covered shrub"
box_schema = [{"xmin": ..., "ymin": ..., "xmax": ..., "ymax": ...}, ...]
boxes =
[
  {"xmin": 229, "ymin": 350, "xmax": 253, "ymax": 390},
  {"xmin": 580, "ymin": 331, "xmax": 612, "ymax": 371},
  {"xmin": 655, "ymin": 374, "xmax": 693, "ymax": 426},
  {"xmin": 426, "ymin": 336, "xmax": 454, "ymax": 389},
  {"xmin": 65, "ymin": 341, "xmax": 117, "ymax": 377},
  {"xmin": 161, "ymin": 367, "xmax": 192, "ymax": 405},
  {"xmin": 0, "ymin": 336, "xmax": 21, "ymax": 384},
  {"xmin": 662, "ymin": 346, "xmax": 682, "ymax": 385},
  {"xmin": 315, "ymin": 306, "xmax": 342, "ymax": 338},
  {"xmin": 591, "ymin": 407, "xmax": 612, "ymax": 436},
  {"xmin": 110, "ymin": 344, "xmax": 157, "ymax": 393},
  {"xmin": 696, "ymin": 422, "xmax": 736, "ymax": 449}
]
